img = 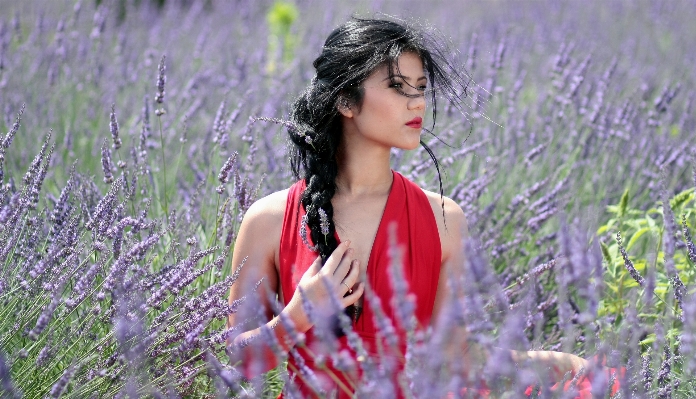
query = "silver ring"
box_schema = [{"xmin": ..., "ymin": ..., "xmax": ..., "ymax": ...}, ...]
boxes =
[{"xmin": 341, "ymin": 282, "xmax": 353, "ymax": 294}]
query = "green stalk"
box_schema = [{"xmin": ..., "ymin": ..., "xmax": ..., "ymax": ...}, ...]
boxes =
[
  {"xmin": 211, "ymin": 195, "xmax": 221, "ymax": 249},
  {"xmin": 157, "ymin": 115, "xmax": 168, "ymax": 224}
]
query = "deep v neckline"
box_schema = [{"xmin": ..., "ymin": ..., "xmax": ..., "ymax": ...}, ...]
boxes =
[{"xmin": 333, "ymin": 170, "xmax": 396, "ymax": 273}]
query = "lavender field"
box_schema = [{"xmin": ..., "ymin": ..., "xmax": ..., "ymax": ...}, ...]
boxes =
[{"xmin": 1, "ymin": 0, "xmax": 695, "ymax": 397}]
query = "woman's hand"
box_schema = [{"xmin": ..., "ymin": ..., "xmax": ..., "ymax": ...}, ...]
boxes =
[
  {"xmin": 284, "ymin": 241, "xmax": 365, "ymax": 332},
  {"xmin": 518, "ymin": 350, "xmax": 589, "ymax": 379}
]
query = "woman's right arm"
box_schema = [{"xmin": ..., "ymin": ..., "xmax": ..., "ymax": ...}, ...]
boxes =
[{"xmin": 226, "ymin": 193, "xmax": 364, "ymax": 377}]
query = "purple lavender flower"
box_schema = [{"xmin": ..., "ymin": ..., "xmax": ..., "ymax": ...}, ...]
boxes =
[
  {"xmin": 616, "ymin": 232, "xmax": 645, "ymax": 286},
  {"xmin": 49, "ymin": 163, "xmax": 75, "ymax": 240},
  {"xmin": 36, "ymin": 343, "xmax": 52, "ymax": 367},
  {"xmin": 280, "ymin": 372, "xmax": 303, "ymax": 399},
  {"xmin": 86, "ymin": 178, "xmax": 121, "ymax": 233},
  {"xmin": 27, "ymin": 141, "xmax": 53, "ymax": 209},
  {"xmin": 682, "ymin": 215, "xmax": 696, "ymax": 263},
  {"xmin": 22, "ymin": 131, "xmax": 51, "ymax": 187},
  {"xmin": 0, "ymin": 193, "xmax": 20, "ymax": 225},
  {"xmin": 138, "ymin": 95, "xmax": 151, "ymax": 161},
  {"xmin": 318, "ymin": 207, "xmax": 329, "ymax": 241},
  {"xmin": 48, "ymin": 365, "xmax": 76, "ymax": 398},
  {"xmin": 182, "ymin": 317, "xmax": 209, "ymax": 349},
  {"xmin": 216, "ymin": 152, "xmax": 238, "ymax": 193},
  {"xmin": 300, "ymin": 214, "xmax": 317, "ymax": 251},
  {"xmin": 259, "ymin": 322, "xmax": 287, "ymax": 363},
  {"xmin": 524, "ymin": 142, "xmax": 546, "ymax": 167},
  {"xmin": 212, "ymin": 100, "xmax": 227, "ymax": 144},
  {"xmin": 65, "ymin": 260, "xmax": 103, "ymax": 309},
  {"xmin": 387, "ymin": 223, "xmax": 415, "ymax": 332},
  {"xmin": 364, "ymin": 281, "xmax": 399, "ymax": 349},
  {"xmin": 528, "ymin": 176, "xmax": 568, "ymax": 214},
  {"xmin": 147, "ymin": 247, "xmax": 217, "ymax": 308},
  {"xmin": 656, "ymin": 344, "xmax": 672, "ymax": 397},
  {"xmin": 0, "ymin": 105, "xmax": 24, "ymax": 184},
  {"xmin": 109, "ymin": 104, "xmax": 121, "ymax": 150},
  {"xmin": 508, "ymin": 177, "xmax": 549, "ymax": 212},
  {"xmin": 0, "ymin": 352, "xmax": 21, "ymax": 398},
  {"xmin": 29, "ymin": 292, "xmax": 61, "ymax": 340},
  {"xmin": 103, "ymin": 234, "xmax": 161, "ymax": 293},
  {"xmin": 320, "ymin": 275, "xmax": 370, "ymax": 366},
  {"xmin": 205, "ymin": 349, "xmax": 243, "ymax": 391},
  {"xmin": 661, "ymin": 183, "xmax": 687, "ymax": 315},
  {"xmin": 29, "ymin": 245, "xmax": 69, "ymax": 279},
  {"xmin": 155, "ymin": 55, "xmax": 166, "ymax": 105},
  {"xmin": 510, "ymin": 258, "xmax": 557, "ymax": 291},
  {"xmin": 265, "ymin": 291, "xmax": 305, "ymax": 348},
  {"xmin": 101, "ymin": 139, "xmax": 114, "ymax": 184},
  {"xmin": 288, "ymin": 347, "xmax": 325, "ymax": 395}
]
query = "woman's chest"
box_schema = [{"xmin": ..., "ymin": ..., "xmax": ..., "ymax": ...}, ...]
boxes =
[{"xmin": 331, "ymin": 195, "xmax": 389, "ymax": 273}]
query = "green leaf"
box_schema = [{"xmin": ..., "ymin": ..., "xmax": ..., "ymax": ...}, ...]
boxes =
[
  {"xmin": 670, "ymin": 187, "xmax": 695, "ymax": 211},
  {"xmin": 646, "ymin": 214, "xmax": 657, "ymax": 229},
  {"xmin": 597, "ymin": 219, "xmax": 616, "ymax": 235},
  {"xmin": 600, "ymin": 241, "xmax": 613, "ymax": 264},
  {"xmin": 619, "ymin": 188, "xmax": 629, "ymax": 217},
  {"xmin": 606, "ymin": 281, "xmax": 619, "ymax": 294},
  {"xmin": 626, "ymin": 227, "xmax": 651, "ymax": 252},
  {"xmin": 640, "ymin": 333, "xmax": 656, "ymax": 346}
]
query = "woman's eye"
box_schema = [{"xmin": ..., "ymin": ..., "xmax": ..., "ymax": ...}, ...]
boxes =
[{"xmin": 389, "ymin": 82, "xmax": 403, "ymax": 89}]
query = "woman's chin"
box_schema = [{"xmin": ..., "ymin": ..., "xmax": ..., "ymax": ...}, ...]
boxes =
[{"xmin": 399, "ymin": 139, "xmax": 422, "ymax": 151}]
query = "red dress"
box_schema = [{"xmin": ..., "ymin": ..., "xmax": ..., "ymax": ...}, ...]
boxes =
[
  {"xmin": 276, "ymin": 170, "xmax": 624, "ymax": 398},
  {"xmin": 278, "ymin": 170, "xmax": 441, "ymax": 398}
]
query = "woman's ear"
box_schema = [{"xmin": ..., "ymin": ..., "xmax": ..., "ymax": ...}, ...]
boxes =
[{"xmin": 337, "ymin": 96, "xmax": 354, "ymax": 118}]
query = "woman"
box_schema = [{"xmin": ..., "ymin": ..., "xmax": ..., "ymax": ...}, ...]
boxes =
[{"xmin": 227, "ymin": 18, "xmax": 598, "ymax": 398}]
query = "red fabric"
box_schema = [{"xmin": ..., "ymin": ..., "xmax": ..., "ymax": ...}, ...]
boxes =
[
  {"xmin": 274, "ymin": 170, "xmax": 623, "ymax": 398},
  {"xmin": 523, "ymin": 364, "xmax": 625, "ymax": 398},
  {"xmin": 455, "ymin": 359, "xmax": 625, "ymax": 398},
  {"xmin": 277, "ymin": 171, "xmax": 442, "ymax": 398},
  {"xmin": 522, "ymin": 355, "xmax": 626, "ymax": 398}
]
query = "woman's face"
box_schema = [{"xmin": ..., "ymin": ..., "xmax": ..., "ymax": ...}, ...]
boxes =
[{"xmin": 340, "ymin": 52, "xmax": 427, "ymax": 151}]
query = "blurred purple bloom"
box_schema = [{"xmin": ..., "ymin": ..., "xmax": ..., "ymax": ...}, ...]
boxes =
[
  {"xmin": 155, "ymin": 55, "xmax": 166, "ymax": 105},
  {"xmin": 109, "ymin": 104, "xmax": 121, "ymax": 150},
  {"xmin": 616, "ymin": 232, "xmax": 645, "ymax": 286}
]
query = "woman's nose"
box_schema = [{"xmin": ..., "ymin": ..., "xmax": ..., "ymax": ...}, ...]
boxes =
[{"xmin": 407, "ymin": 93, "xmax": 426, "ymax": 110}]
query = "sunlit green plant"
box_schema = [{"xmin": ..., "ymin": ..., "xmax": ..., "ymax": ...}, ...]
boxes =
[
  {"xmin": 265, "ymin": 1, "xmax": 299, "ymax": 73},
  {"xmin": 597, "ymin": 187, "xmax": 696, "ymax": 342}
]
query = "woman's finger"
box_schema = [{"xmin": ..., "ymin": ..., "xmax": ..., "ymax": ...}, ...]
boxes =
[
  {"xmin": 322, "ymin": 240, "xmax": 351, "ymax": 276},
  {"xmin": 340, "ymin": 282, "xmax": 364, "ymax": 307},
  {"xmin": 332, "ymin": 248, "xmax": 354, "ymax": 280},
  {"xmin": 341, "ymin": 259, "xmax": 360, "ymax": 289},
  {"xmin": 303, "ymin": 255, "xmax": 323, "ymax": 279}
]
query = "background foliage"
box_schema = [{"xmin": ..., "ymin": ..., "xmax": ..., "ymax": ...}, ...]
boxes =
[{"xmin": 0, "ymin": 0, "xmax": 695, "ymax": 397}]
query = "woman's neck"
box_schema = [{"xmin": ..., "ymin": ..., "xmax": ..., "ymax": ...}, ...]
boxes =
[{"xmin": 335, "ymin": 141, "xmax": 393, "ymax": 198}]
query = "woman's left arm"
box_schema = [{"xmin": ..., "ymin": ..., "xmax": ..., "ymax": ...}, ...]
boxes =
[
  {"xmin": 430, "ymin": 195, "xmax": 468, "ymax": 322},
  {"xmin": 429, "ymin": 194, "xmax": 588, "ymax": 380}
]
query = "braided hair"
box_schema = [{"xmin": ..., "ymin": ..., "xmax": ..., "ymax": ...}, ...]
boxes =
[{"xmin": 289, "ymin": 17, "xmax": 470, "ymax": 265}]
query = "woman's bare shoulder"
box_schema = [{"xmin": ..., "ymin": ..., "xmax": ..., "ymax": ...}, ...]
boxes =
[
  {"xmin": 243, "ymin": 188, "xmax": 290, "ymax": 226},
  {"xmin": 420, "ymin": 189, "xmax": 467, "ymax": 229},
  {"xmin": 234, "ymin": 188, "xmax": 291, "ymax": 269},
  {"xmin": 420, "ymin": 189, "xmax": 469, "ymax": 258}
]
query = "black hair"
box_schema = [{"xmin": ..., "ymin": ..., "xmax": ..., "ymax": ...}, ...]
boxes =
[{"xmin": 289, "ymin": 17, "xmax": 470, "ymax": 264}]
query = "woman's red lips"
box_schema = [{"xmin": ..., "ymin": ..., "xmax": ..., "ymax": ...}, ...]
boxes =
[{"xmin": 406, "ymin": 117, "xmax": 422, "ymax": 128}]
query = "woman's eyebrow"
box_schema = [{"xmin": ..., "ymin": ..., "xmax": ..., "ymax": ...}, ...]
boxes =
[{"xmin": 382, "ymin": 74, "xmax": 428, "ymax": 82}]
